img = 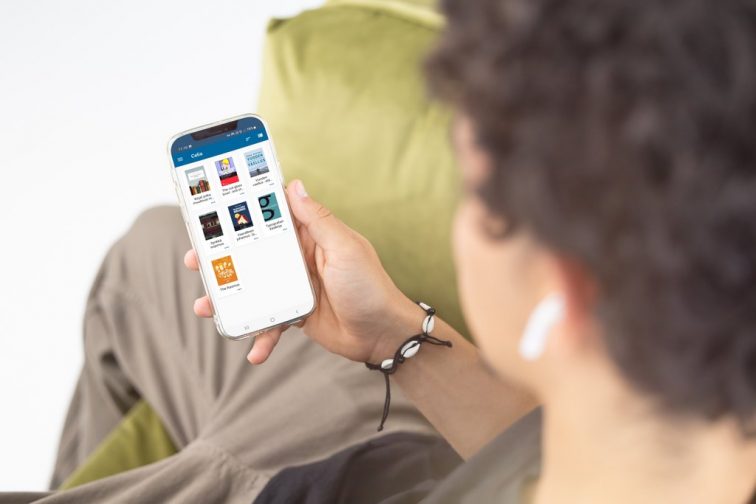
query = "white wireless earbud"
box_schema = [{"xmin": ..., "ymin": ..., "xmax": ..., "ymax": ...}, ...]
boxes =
[{"xmin": 518, "ymin": 294, "xmax": 566, "ymax": 361}]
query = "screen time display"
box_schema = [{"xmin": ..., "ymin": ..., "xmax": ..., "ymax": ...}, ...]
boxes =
[{"xmin": 170, "ymin": 116, "xmax": 314, "ymax": 337}]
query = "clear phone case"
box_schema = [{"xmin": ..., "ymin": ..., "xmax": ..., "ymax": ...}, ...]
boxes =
[{"xmin": 167, "ymin": 113, "xmax": 316, "ymax": 340}]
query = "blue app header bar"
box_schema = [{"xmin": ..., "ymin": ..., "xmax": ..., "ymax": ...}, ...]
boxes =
[{"xmin": 171, "ymin": 116, "xmax": 268, "ymax": 168}]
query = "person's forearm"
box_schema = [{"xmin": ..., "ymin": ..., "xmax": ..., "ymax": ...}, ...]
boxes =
[{"xmin": 370, "ymin": 298, "xmax": 538, "ymax": 459}]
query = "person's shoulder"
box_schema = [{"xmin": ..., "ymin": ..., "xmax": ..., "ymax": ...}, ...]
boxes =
[{"xmin": 420, "ymin": 408, "xmax": 543, "ymax": 504}]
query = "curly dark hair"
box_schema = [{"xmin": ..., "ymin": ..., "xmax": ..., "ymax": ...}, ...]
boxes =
[{"xmin": 426, "ymin": 0, "xmax": 756, "ymax": 433}]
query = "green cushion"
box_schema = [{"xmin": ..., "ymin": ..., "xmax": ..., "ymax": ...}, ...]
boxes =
[
  {"xmin": 59, "ymin": 400, "xmax": 176, "ymax": 490},
  {"xmin": 60, "ymin": 0, "xmax": 466, "ymax": 490},
  {"xmin": 259, "ymin": 0, "xmax": 468, "ymax": 337}
]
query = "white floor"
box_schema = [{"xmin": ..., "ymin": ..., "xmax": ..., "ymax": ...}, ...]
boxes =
[{"xmin": 0, "ymin": 0, "xmax": 322, "ymax": 491}]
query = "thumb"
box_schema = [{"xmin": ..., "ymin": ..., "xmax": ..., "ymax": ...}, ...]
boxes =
[{"xmin": 287, "ymin": 179, "xmax": 349, "ymax": 250}]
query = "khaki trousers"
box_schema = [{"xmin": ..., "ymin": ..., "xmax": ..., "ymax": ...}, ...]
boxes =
[{"xmin": 3, "ymin": 206, "xmax": 433, "ymax": 503}]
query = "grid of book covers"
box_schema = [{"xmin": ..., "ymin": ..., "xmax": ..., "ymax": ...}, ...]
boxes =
[{"xmin": 181, "ymin": 145, "xmax": 288, "ymax": 298}]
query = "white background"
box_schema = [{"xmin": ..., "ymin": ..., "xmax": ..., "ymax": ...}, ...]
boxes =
[{"xmin": 0, "ymin": 0, "xmax": 322, "ymax": 491}]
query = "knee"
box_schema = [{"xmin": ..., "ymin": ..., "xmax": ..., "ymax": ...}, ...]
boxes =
[
  {"xmin": 129, "ymin": 206, "xmax": 184, "ymax": 237},
  {"xmin": 104, "ymin": 205, "xmax": 190, "ymax": 286},
  {"xmin": 124, "ymin": 205, "xmax": 189, "ymax": 256}
]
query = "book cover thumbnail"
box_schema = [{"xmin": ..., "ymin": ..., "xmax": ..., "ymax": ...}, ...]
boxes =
[
  {"xmin": 215, "ymin": 157, "xmax": 240, "ymax": 186},
  {"xmin": 258, "ymin": 192, "xmax": 282, "ymax": 222},
  {"xmin": 199, "ymin": 211, "xmax": 223, "ymax": 240},
  {"xmin": 212, "ymin": 255, "xmax": 238, "ymax": 286},
  {"xmin": 228, "ymin": 201, "xmax": 253, "ymax": 231},
  {"xmin": 185, "ymin": 166, "xmax": 211, "ymax": 195},
  {"xmin": 245, "ymin": 149, "xmax": 269, "ymax": 177}
]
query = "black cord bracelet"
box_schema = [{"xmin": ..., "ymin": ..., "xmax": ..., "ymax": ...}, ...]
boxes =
[{"xmin": 365, "ymin": 302, "xmax": 453, "ymax": 431}]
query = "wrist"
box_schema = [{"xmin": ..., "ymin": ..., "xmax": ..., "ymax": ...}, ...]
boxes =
[{"xmin": 367, "ymin": 295, "xmax": 425, "ymax": 363}]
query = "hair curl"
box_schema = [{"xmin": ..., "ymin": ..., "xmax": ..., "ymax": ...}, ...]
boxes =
[{"xmin": 426, "ymin": 0, "xmax": 756, "ymax": 433}]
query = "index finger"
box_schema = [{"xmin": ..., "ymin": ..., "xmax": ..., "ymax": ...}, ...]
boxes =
[{"xmin": 184, "ymin": 249, "xmax": 199, "ymax": 271}]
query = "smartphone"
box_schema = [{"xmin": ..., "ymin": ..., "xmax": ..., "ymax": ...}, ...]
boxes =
[{"xmin": 168, "ymin": 113, "xmax": 316, "ymax": 340}]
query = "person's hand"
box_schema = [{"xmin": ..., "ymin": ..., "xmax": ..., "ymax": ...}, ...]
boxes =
[{"xmin": 184, "ymin": 179, "xmax": 422, "ymax": 365}]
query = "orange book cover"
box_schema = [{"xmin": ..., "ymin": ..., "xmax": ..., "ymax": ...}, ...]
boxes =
[{"xmin": 212, "ymin": 256, "xmax": 238, "ymax": 286}]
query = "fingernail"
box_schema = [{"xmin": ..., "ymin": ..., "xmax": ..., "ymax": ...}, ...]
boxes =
[{"xmin": 295, "ymin": 180, "xmax": 308, "ymax": 198}]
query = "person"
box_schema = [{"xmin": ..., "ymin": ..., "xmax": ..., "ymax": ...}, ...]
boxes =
[
  {"xmin": 214, "ymin": 0, "xmax": 756, "ymax": 500},
  {"xmin": 3, "ymin": 0, "xmax": 754, "ymax": 502}
]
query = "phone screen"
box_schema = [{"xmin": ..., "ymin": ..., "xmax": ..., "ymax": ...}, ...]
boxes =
[{"xmin": 170, "ymin": 115, "xmax": 314, "ymax": 338}]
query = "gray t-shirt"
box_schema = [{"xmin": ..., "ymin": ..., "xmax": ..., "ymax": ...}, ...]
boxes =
[
  {"xmin": 420, "ymin": 408, "xmax": 542, "ymax": 503},
  {"xmin": 253, "ymin": 408, "xmax": 542, "ymax": 504}
]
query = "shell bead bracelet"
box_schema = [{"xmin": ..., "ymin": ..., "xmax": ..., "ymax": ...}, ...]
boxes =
[{"xmin": 365, "ymin": 301, "xmax": 452, "ymax": 431}]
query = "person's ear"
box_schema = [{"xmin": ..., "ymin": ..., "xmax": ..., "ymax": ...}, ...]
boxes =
[
  {"xmin": 550, "ymin": 256, "xmax": 600, "ymax": 356},
  {"xmin": 517, "ymin": 255, "xmax": 598, "ymax": 362}
]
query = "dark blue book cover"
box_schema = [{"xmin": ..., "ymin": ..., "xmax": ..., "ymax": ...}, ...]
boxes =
[{"xmin": 228, "ymin": 201, "xmax": 253, "ymax": 231}]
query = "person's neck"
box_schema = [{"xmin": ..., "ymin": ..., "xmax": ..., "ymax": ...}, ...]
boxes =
[{"xmin": 533, "ymin": 364, "xmax": 756, "ymax": 504}]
